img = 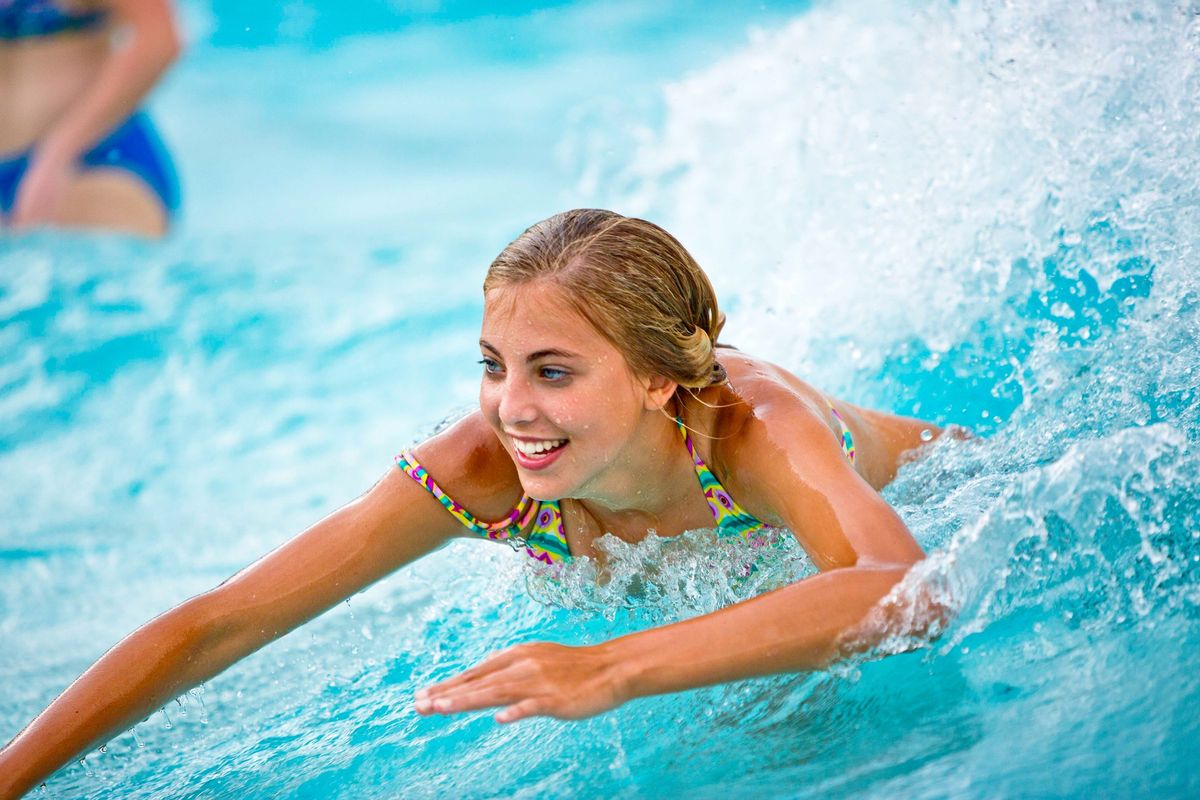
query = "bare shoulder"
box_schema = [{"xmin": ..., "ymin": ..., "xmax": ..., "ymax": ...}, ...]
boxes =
[
  {"xmin": 406, "ymin": 409, "xmax": 525, "ymax": 522},
  {"xmin": 709, "ymin": 349, "xmax": 945, "ymax": 490},
  {"xmin": 707, "ymin": 349, "xmax": 834, "ymax": 437},
  {"xmin": 690, "ymin": 351, "xmax": 837, "ymax": 484}
]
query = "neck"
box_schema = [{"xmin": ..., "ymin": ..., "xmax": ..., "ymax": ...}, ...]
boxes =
[{"xmin": 572, "ymin": 409, "xmax": 697, "ymax": 531}]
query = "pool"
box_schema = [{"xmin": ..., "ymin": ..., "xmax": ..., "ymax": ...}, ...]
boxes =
[{"xmin": 2, "ymin": 0, "xmax": 1198, "ymax": 797}]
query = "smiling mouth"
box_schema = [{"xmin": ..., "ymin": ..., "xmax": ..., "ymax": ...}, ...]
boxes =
[{"xmin": 511, "ymin": 437, "xmax": 568, "ymax": 458}]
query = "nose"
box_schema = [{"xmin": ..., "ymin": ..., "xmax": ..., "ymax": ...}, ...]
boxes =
[{"xmin": 496, "ymin": 374, "xmax": 538, "ymax": 428}]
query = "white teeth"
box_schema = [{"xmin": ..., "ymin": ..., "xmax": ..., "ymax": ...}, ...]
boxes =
[{"xmin": 513, "ymin": 438, "xmax": 566, "ymax": 456}]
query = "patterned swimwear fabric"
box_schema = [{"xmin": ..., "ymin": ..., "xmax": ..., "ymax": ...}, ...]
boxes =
[{"xmin": 395, "ymin": 403, "xmax": 856, "ymax": 564}]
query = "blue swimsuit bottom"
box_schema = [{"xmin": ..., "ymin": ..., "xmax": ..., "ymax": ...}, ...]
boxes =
[{"xmin": 0, "ymin": 112, "xmax": 180, "ymax": 219}]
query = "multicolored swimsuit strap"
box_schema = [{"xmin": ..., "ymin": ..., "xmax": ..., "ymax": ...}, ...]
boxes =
[
  {"xmin": 675, "ymin": 417, "xmax": 769, "ymax": 539},
  {"xmin": 825, "ymin": 398, "xmax": 857, "ymax": 463},
  {"xmin": 394, "ymin": 449, "xmax": 568, "ymax": 564},
  {"xmin": 395, "ymin": 406, "xmax": 852, "ymax": 565}
]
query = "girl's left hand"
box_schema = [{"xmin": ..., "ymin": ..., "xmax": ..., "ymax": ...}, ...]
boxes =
[{"xmin": 414, "ymin": 642, "xmax": 632, "ymax": 723}]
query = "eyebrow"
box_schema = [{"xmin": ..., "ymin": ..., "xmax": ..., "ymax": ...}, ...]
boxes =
[{"xmin": 479, "ymin": 340, "xmax": 581, "ymax": 362}]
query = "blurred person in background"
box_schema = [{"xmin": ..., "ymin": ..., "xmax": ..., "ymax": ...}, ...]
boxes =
[{"xmin": 0, "ymin": 0, "xmax": 181, "ymax": 237}]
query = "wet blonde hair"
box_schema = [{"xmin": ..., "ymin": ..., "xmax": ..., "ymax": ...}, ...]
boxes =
[{"xmin": 483, "ymin": 209, "xmax": 727, "ymax": 394}]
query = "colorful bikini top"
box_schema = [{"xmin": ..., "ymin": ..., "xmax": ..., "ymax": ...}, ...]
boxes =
[
  {"xmin": 0, "ymin": 0, "xmax": 106, "ymax": 40},
  {"xmin": 395, "ymin": 403, "xmax": 855, "ymax": 566}
]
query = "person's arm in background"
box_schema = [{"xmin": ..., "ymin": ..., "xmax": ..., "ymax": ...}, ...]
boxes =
[{"xmin": 11, "ymin": 0, "xmax": 181, "ymax": 227}]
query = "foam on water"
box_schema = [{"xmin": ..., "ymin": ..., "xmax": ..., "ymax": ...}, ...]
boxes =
[
  {"xmin": 4, "ymin": 1, "xmax": 1200, "ymax": 797},
  {"xmin": 564, "ymin": 1, "xmax": 1200, "ymax": 794},
  {"xmin": 554, "ymin": 0, "xmax": 1200, "ymax": 794}
]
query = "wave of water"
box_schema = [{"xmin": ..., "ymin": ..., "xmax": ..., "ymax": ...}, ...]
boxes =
[
  {"xmin": 4, "ymin": 1, "xmax": 1200, "ymax": 798},
  {"xmin": 556, "ymin": 0, "xmax": 1200, "ymax": 795}
]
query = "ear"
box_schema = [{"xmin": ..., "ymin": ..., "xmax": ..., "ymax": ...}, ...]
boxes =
[{"xmin": 642, "ymin": 373, "xmax": 678, "ymax": 411}]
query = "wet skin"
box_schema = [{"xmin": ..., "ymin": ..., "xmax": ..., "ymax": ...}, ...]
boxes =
[
  {"xmin": 411, "ymin": 279, "xmax": 940, "ymax": 722},
  {"xmin": 0, "ymin": 278, "xmax": 952, "ymax": 797}
]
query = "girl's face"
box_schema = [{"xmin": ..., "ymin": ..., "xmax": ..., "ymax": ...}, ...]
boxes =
[{"xmin": 479, "ymin": 280, "xmax": 668, "ymax": 501}]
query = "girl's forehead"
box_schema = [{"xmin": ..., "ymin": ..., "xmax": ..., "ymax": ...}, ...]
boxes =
[
  {"xmin": 484, "ymin": 282, "xmax": 573, "ymax": 325},
  {"xmin": 481, "ymin": 283, "xmax": 613, "ymax": 355},
  {"xmin": 484, "ymin": 280, "xmax": 563, "ymax": 308}
]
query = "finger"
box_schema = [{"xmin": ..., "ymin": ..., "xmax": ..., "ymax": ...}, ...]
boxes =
[
  {"xmin": 495, "ymin": 698, "xmax": 546, "ymax": 724},
  {"xmin": 416, "ymin": 664, "xmax": 497, "ymax": 702},
  {"xmin": 417, "ymin": 648, "xmax": 523, "ymax": 699},
  {"xmin": 421, "ymin": 682, "xmax": 532, "ymax": 715},
  {"xmin": 415, "ymin": 663, "xmax": 528, "ymax": 716}
]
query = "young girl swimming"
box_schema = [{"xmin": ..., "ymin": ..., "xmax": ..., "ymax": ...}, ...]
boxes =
[{"xmin": 0, "ymin": 209, "xmax": 953, "ymax": 796}]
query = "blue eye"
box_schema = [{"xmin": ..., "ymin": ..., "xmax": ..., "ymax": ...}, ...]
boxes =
[
  {"xmin": 540, "ymin": 366, "xmax": 569, "ymax": 381},
  {"xmin": 479, "ymin": 358, "xmax": 503, "ymax": 375}
]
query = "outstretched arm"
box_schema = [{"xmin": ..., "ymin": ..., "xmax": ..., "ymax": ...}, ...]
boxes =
[
  {"xmin": 415, "ymin": 399, "xmax": 933, "ymax": 723},
  {"xmin": 0, "ymin": 465, "xmax": 462, "ymax": 799}
]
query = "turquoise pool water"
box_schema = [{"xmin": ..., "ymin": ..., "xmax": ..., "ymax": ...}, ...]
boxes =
[{"xmin": 2, "ymin": 1, "xmax": 1199, "ymax": 797}]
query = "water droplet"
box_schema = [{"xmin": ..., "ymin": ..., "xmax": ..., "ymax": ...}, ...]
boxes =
[{"xmin": 920, "ymin": 428, "xmax": 934, "ymax": 442}]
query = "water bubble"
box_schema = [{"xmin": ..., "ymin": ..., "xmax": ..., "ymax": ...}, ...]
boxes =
[
  {"xmin": 190, "ymin": 686, "xmax": 211, "ymax": 725},
  {"xmin": 920, "ymin": 428, "xmax": 934, "ymax": 442},
  {"xmin": 1050, "ymin": 301, "xmax": 1076, "ymax": 318}
]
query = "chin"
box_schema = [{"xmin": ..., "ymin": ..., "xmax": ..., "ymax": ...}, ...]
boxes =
[
  {"xmin": 516, "ymin": 468, "xmax": 581, "ymax": 502},
  {"xmin": 521, "ymin": 479, "xmax": 566, "ymax": 502}
]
